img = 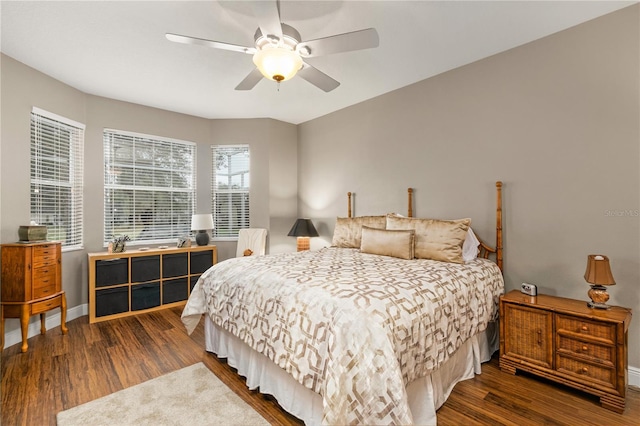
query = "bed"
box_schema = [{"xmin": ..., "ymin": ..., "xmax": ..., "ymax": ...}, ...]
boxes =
[{"xmin": 182, "ymin": 182, "xmax": 505, "ymax": 425}]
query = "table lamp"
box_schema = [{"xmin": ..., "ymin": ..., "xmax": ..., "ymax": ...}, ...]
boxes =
[
  {"xmin": 584, "ymin": 254, "xmax": 615, "ymax": 309},
  {"xmin": 288, "ymin": 218, "xmax": 319, "ymax": 251},
  {"xmin": 191, "ymin": 214, "xmax": 214, "ymax": 246}
]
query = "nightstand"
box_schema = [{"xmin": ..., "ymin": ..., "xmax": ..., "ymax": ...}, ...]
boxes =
[{"xmin": 499, "ymin": 290, "xmax": 632, "ymax": 413}]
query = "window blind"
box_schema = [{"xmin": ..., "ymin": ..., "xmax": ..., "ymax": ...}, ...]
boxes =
[
  {"xmin": 211, "ymin": 145, "xmax": 250, "ymax": 238},
  {"xmin": 30, "ymin": 108, "xmax": 85, "ymax": 250},
  {"xmin": 103, "ymin": 129, "xmax": 196, "ymax": 245}
]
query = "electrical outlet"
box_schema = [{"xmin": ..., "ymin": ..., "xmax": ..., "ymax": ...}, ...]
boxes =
[{"xmin": 521, "ymin": 282, "xmax": 537, "ymax": 296}]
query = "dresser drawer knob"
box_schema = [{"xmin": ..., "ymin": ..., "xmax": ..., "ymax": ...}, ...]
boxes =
[
  {"xmin": 582, "ymin": 345, "xmax": 588, "ymax": 352},
  {"xmin": 581, "ymin": 367, "xmax": 588, "ymax": 374},
  {"xmin": 581, "ymin": 325, "xmax": 588, "ymax": 332}
]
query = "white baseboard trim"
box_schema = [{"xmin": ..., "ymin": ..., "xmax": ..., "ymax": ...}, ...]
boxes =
[
  {"xmin": 629, "ymin": 366, "xmax": 640, "ymax": 389},
  {"xmin": 3, "ymin": 303, "xmax": 88, "ymax": 350}
]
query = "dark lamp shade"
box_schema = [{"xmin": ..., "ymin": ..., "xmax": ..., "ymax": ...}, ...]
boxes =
[
  {"xmin": 287, "ymin": 219, "xmax": 319, "ymax": 238},
  {"xmin": 584, "ymin": 254, "xmax": 615, "ymax": 286}
]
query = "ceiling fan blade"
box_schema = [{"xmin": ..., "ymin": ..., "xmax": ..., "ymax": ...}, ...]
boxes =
[
  {"xmin": 235, "ymin": 68, "xmax": 264, "ymax": 91},
  {"xmin": 166, "ymin": 33, "xmax": 255, "ymax": 55},
  {"xmin": 298, "ymin": 28, "xmax": 379, "ymax": 57},
  {"xmin": 298, "ymin": 63, "xmax": 340, "ymax": 92},
  {"xmin": 251, "ymin": 0, "xmax": 283, "ymax": 41}
]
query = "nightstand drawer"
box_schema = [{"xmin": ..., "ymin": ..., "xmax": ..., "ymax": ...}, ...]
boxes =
[
  {"xmin": 557, "ymin": 335, "xmax": 614, "ymax": 363},
  {"xmin": 556, "ymin": 354, "xmax": 616, "ymax": 389},
  {"xmin": 556, "ymin": 315, "xmax": 615, "ymax": 343},
  {"xmin": 31, "ymin": 296, "xmax": 61, "ymax": 314}
]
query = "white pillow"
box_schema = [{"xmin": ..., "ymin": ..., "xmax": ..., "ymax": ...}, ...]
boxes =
[{"xmin": 462, "ymin": 228, "xmax": 480, "ymax": 262}]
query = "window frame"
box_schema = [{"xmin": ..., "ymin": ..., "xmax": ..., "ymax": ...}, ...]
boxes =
[
  {"xmin": 103, "ymin": 129, "xmax": 197, "ymax": 246},
  {"xmin": 211, "ymin": 144, "xmax": 250, "ymax": 240},
  {"xmin": 30, "ymin": 107, "xmax": 85, "ymax": 251}
]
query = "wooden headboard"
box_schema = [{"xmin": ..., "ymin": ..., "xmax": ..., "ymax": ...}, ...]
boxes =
[{"xmin": 346, "ymin": 181, "xmax": 503, "ymax": 271}]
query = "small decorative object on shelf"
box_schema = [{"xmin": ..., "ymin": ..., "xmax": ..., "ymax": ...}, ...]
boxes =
[
  {"xmin": 177, "ymin": 236, "xmax": 192, "ymax": 248},
  {"xmin": 584, "ymin": 254, "xmax": 616, "ymax": 309},
  {"xmin": 110, "ymin": 235, "xmax": 130, "ymax": 253},
  {"xmin": 18, "ymin": 222, "xmax": 48, "ymax": 242}
]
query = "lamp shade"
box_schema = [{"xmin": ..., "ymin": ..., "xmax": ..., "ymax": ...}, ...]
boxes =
[
  {"xmin": 253, "ymin": 46, "xmax": 303, "ymax": 82},
  {"xmin": 584, "ymin": 254, "xmax": 615, "ymax": 286},
  {"xmin": 287, "ymin": 218, "xmax": 319, "ymax": 237},
  {"xmin": 191, "ymin": 214, "xmax": 214, "ymax": 231}
]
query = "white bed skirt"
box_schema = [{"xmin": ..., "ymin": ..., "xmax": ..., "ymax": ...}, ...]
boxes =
[{"xmin": 204, "ymin": 316, "xmax": 499, "ymax": 425}]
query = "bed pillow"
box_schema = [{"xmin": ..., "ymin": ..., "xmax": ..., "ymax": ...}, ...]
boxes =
[
  {"xmin": 360, "ymin": 226, "xmax": 415, "ymax": 260},
  {"xmin": 462, "ymin": 228, "xmax": 480, "ymax": 262},
  {"xmin": 331, "ymin": 216, "xmax": 386, "ymax": 248},
  {"xmin": 386, "ymin": 216, "xmax": 471, "ymax": 263}
]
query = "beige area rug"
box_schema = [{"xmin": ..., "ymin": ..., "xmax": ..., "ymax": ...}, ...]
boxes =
[{"xmin": 56, "ymin": 362, "xmax": 270, "ymax": 426}]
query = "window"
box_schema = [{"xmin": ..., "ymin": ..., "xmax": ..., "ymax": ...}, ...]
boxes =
[
  {"xmin": 103, "ymin": 129, "xmax": 196, "ymax": 245},
  {"xmin": 30, "ymin": 108, "xmax": 85, "ymax": 250},
  {"xmin": 211, "ymin": 145, "xmax": 250, "ymax": 238}
]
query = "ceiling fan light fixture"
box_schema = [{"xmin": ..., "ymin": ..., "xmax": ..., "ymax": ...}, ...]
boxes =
[{"xmin": 253, "ymin": 46, "xmax": 303, "ymax": 82}]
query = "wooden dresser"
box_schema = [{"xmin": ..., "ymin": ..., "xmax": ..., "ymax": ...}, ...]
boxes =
[
  {"xmin": 1, "ymin": 242, "xmax": 68, "ymax": 352},
  {"xmin": 500, "ymin": 290, "xmax": 632, "ymax": 413}
]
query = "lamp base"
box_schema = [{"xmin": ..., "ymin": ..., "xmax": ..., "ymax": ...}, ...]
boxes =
[
  {"xmin": 296, "ymin": 236, "xmax": 310, "ymax": 252},
  {"xmin": 587, "ymin": 284, "xmax": 610, "ymax": 309},
  {"xmin": 195, "ymin": 230, "xmax": 210, "ymax": 246}
]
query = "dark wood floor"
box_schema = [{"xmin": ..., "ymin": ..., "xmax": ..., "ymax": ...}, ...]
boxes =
[{"xmin": 2, "ymin": 307, "xmax": 639, "ymax": 426}]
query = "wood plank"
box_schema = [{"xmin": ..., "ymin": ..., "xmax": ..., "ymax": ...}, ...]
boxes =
[{"xmin": 2, "ymin": 307, "xmax": 638, "ymax": 425}]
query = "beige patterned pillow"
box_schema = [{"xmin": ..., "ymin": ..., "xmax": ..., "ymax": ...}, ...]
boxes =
[
  {"xmin": 360, "ymin": 226, "xmax": 415, "ymax": 260},
  {"xmin": 386, "ymin": 215, "xmax": 471, "ymax": 263},
  {"xmin": 331, "ymin": 216, "xmax": 386, "ymax": 248}
]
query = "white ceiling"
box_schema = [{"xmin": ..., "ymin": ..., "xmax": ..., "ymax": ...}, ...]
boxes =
[{"xmin": 1, "ymin": 1, "xmax": 635, "ymax": 124}]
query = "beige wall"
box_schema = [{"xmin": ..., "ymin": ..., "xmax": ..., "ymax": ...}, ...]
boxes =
[
  {"xmin": 0, "ymin": 54, "xmax": 298, "ymax": 339},
  {"xmin": 298, "ymin": 5, "xmax": 640, "ymax": 370}
]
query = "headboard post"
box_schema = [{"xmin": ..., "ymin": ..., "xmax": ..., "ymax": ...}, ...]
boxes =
[
  {"xmin": 496, "ymin": 181, "xmax": 503, "ymax": 271},
  {"xmin": 408, "ymin": 188, "xmax": 413, "ymax": 218},
  {"xmin": 347, "ymin": 192, "xmax": 352, "ymax": 218}
]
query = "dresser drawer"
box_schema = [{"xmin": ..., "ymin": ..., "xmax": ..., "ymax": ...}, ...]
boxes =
[
  {"xmin": 557, "ymin": 335, "xmax": 615, "ymax": 364},
  {"xmin": 556, "ymin": 315, "xmax": 615, "ymax": 344},
  {"xmin": 31, "ymin": 296, "xmax": 61, "ymax": 314},
  {"xmin": 556, "ymin": 354, "xmax": 616, "ymax": 389},
  {"xmin": 33, "ymin": 266, "xmax": 56, "ymax": 285},
  {"xmin": 33, "ymin": 250, "xmax": 58, "ymax": 268},
  {"xmin": 33, "ymin": 283, "xmax": 57, "ymax": 299}
]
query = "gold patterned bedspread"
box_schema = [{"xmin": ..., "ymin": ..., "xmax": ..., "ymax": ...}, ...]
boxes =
[{"xmin": 182, "ymin": 247, "xmax": 504, "ymax": 425}]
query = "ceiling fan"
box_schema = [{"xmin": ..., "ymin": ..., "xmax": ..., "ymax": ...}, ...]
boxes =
[{"xmin": 166, "ymin": 1, "xmax": 379, "ymax": 92}]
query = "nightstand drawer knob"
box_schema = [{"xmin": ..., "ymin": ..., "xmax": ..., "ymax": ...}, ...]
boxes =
[
  {"xmin": 581, "ymin": 367, "xmax": 588, "ymax": 374},
  {"xmin": 582, "ymin": 345, "xmax": 588, "ymax": 352},
  {"xmin": 581, "ymin": 325, "xmax": 588, "ymax": 332}
]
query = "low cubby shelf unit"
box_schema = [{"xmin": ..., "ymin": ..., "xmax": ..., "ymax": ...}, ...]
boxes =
[{"xmin": 88, "ymin": 245, "xmax": 217, "ymax": 323}]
